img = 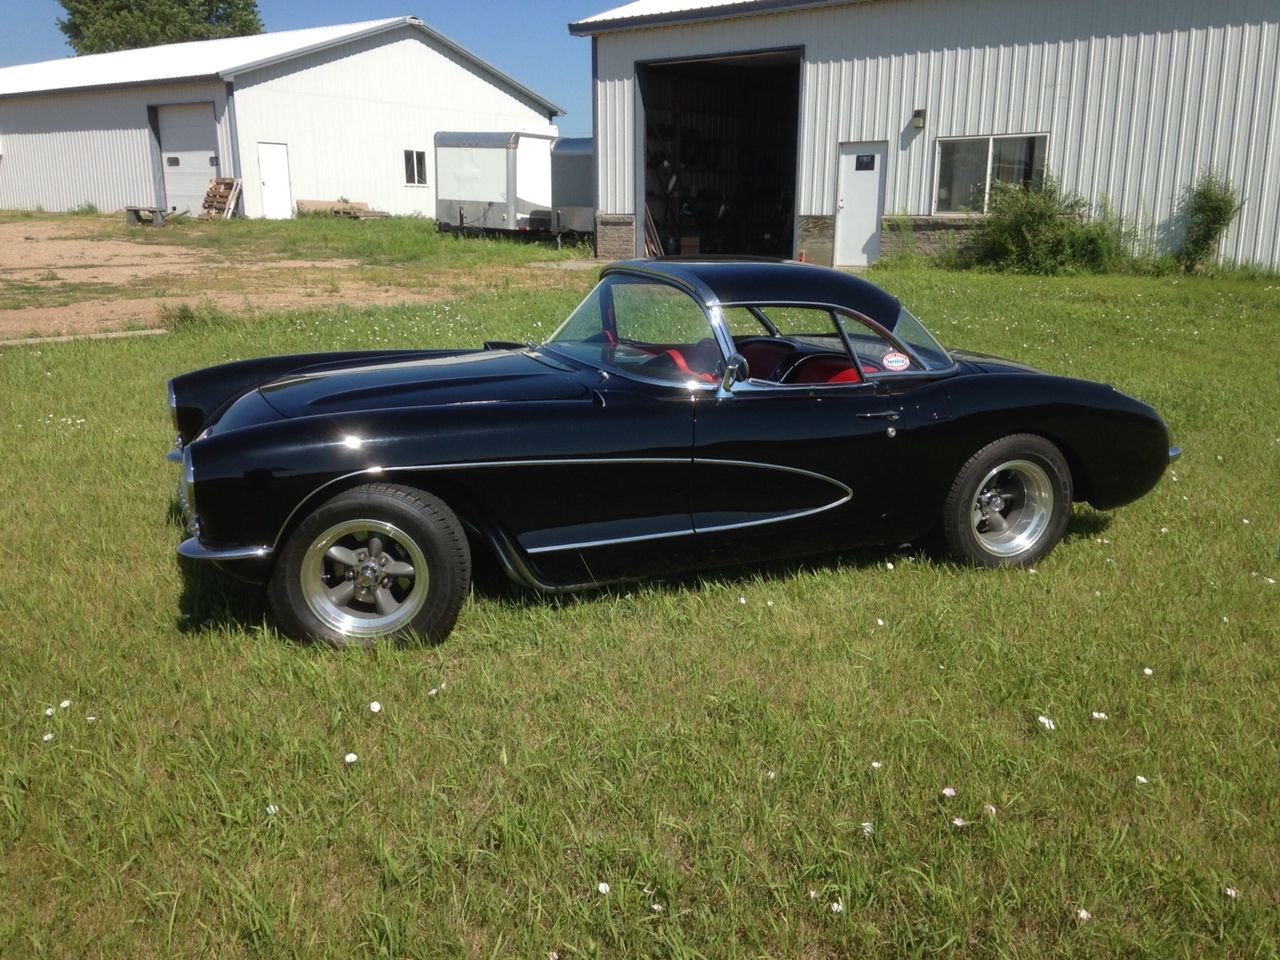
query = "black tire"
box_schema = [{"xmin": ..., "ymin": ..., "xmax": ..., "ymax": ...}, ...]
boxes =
[
  {"xmin": 267, "ymin": 484, "xmax": 470, "ymax": 647},
  {"xmin": 942, "ymin": 434, "xmax": 1072, "ymax": 567}
]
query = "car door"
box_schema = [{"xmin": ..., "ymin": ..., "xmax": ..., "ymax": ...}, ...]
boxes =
[{"xmin": 691, "ymin": 306, "xmax": 953, "ymax": 554}]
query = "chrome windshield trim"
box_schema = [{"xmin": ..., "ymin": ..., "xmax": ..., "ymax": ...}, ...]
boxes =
[{"xmin": 178, "ymin": 539, "xmax": 272, "ymax": 562}]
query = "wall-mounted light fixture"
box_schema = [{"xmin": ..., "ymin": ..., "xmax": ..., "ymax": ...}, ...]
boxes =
[{"xmin": 912, "ymin": 108, "xmax": 926, "ymax": 129}]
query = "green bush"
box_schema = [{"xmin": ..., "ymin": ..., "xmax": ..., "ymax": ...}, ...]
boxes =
[
  {"xmin": 1178, "ymin": 171, "xmax": 1241, "ymax": 272},
  {"xmin": 962, "ymin": 176, "xmax": 1134, "ymax": 275}
]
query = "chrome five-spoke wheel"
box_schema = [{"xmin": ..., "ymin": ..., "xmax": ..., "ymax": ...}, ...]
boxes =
[
  {"xmin": 943, "ymin": 434, "xmax": 1072, "ymax": 567},
  {"xmin": 268, "ymin": 484, "xmax": 471, "ymax": 647},
  {"xmin": 301, "ymin": 519, "xmax": 428, "ymax": 638},
  {"xmin": 969, "ymin": 459, "xmax": 1054, "ymax": 559}
]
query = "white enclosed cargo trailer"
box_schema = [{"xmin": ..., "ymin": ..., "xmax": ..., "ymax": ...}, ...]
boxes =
[
  {"xmin": 550, "ymin": 137, "xmax": 594, "ymax": 235},
  {"xmin": 434, "ymin": 130, "xmax": 555, "ymax": 233}
]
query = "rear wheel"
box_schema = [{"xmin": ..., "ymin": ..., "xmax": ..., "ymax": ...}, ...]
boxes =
[
  {"xmin": 943, "ymin": 434, "xmax": 1072, "ymax": 567},
  {"xmin": 268, "ymin": 484, "xmax": 470, "ymax": 647}
]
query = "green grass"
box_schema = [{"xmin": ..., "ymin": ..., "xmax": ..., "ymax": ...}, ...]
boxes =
[{"xmin": 1, "ymin": 260, "xmax": 1278, "ymax": 957}]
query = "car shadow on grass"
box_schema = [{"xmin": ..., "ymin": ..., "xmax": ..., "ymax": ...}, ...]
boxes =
[{"xmin": 171, "ymin": 505, "xmax": 1115, "ymax": 640}]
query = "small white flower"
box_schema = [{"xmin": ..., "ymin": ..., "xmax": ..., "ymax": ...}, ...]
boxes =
[
  {"xmin": 266, "ymin": 804, "xmax": 279, "ymax": 815},
  {"xmin": 1224, "ymin": 886, "xmax": 1238, "ymax": 899},
  {"xmin": 1136, "ymin": 774, "xmax": 1148, "ymax": 784},
  {"xmin": 885, "ymin": 561, "xmax": 894, "ymax": 570},
  {"xmin": 766, "ymin": 600, "xmax": 774, "ymax": 607},
  {"xmin": 344, "ymin": 752, "xmax": 358, "ymax": 765},
  {"xmin": 1266, "ymin": 577, "xmax": 1277, "ymax": 585},
  {"xmin": 1091, "ymin": 711, "xmax": 1109, "ymax": 721},
  {"xmin": 368, "ymin": 700, "xmax": 382, "ymax": 713},
  {"xmin": 1222, "ymin": 616, "xmax": 1229, "ymax": 623},
  {"xmin": 951, "ymin": 817, "xmax": 969, "ymax": 827},
  {"xmin": 875, "ymin": 618, "xmax": 885, "ymax": 626},
  {"xmin": 44, "ymin": 707, "xmax": 54, "ymax": 717},
  {"xmin": 1143, "ymin": 667, "xmax": 1153, "ymax": 676},
  {"xmin": 983, "ymin": 804, "xmax": 998, "ymax": 818},
  {"xmin": 439, "ymin": 681, "xmax": 447, "ymax": 689},
  {"xmin": 428, "ymin": 688, "xmax": 438, "ymax": 697},
  {"xmin": 597, "ymin": 881, "xmax": 609, "ymax": 895},
  {"xmin": 1038, "ymin": 715, "xmax": 1056, "ymax": 731},
  {"xmin": 738, "ymin": 596, "xmax": 746, "ymax": 604},
  {"xmin": 85, "ymin": 715, "xmax": 97, "ymax": 722},
  {"xmin": 941, "ymin": 786, "xmax": 956, "ymax": 798},
  {"xmin": 1028, "ymin": 568, "xmax": 1038, "ymax": 575},
  {"xmin": 830, "ymin": 900, "xmax": 843, "ymax": 913},
  {"xmin": 870, "ymin": 760, "xmax": 882, "ymax": 769},
  {"xmin": 42, "ymin": 732, "xmax": 54, "ymax": 742},
  {"xmin": 1242, "ymin": 518, "xmax": 1250, "ymax": 525},
  {"xmin": 1077, "ymin": 908, "xmax": 1092, "ymax": 922},
  {"xmin": 766, "ymin": 770, "xmax": 776, "ymax": 781},
  {"xmin": 651, "ymin": 903, "xmax": 664, "ymax": 912},
  {"xmin": 861, "ymin": 821, "xmax": 874, "ymax": 837},
  {"xmin": 1160, "ymin": 527, "xmax": 1169, "ymax": 534},
  {"xmin": 809, "ymin": 889, "xmax": 818, "ymax": 899},
  {"xmin": 59, "ymin": 699, "xmax": 71, "ymax": 710}
]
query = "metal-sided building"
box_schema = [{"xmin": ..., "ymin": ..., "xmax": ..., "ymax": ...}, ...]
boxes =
[
  {"xmin": 0, "ymin": 17, "xmax": 561, "ymax": 219},
  {"xmin": 571, "ymin": 0, "xmax": 1279, "ymax": 268}
]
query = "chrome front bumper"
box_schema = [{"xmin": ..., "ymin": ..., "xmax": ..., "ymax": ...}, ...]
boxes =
[
  {"xmin": 1169, "ymin": 446, "xmax": 1182, "ymax": 463},
  {"xmin": 177, "ymin": 538, "xmax": 273, "ymax": 562}
]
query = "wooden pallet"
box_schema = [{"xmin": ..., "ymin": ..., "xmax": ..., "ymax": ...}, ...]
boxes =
[{"xmin": 198, "ymin": 177, "xmax": 241, "ymax": 220}]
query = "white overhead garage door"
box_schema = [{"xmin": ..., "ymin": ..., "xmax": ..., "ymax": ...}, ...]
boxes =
[{"xmin": 156, "ymin": 102, "xmax": 218, "ymax": 215}]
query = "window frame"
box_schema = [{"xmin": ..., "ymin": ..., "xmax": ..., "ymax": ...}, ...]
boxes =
[
  {"xmin": 404, "ymin": 149, "xmax": 427, "ymax": 186},
  {"xmin": 932, "ymin": 133, "xmax": 1048, "ymax": 215}
]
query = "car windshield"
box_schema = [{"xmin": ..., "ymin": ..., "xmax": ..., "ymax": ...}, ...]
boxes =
[{"xmin": 544, "ymin": 275, "xmax": 724, "ymax": 384}]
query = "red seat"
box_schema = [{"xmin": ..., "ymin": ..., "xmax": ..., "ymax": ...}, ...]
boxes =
[{"xmin": 783, "ymin": 354, "xmax": 863, "ymax": 384}]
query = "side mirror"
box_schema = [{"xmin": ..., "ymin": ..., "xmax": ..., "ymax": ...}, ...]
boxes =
[{"xmin": 721, "ymin": 352, "xmax": 749, "ymax": 391}]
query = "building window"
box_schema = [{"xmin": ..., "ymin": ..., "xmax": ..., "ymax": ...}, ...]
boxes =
[
  {"xmin": 935, "ymin": 135, "xmax": 1046, "ymax": 213},
  {"xmin": 404, "ymin": 149, "xmax": 427, "ymax": 185}
]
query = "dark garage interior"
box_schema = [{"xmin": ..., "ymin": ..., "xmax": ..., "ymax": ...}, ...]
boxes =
[{"xmin": 638, "ymin": 50, "xmax": 800, "ymax": 258}]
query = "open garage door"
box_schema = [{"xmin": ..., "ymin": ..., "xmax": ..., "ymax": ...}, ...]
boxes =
[{"xmin": 638, "ymin": 50, "xmax": 800, "ymax": 258}]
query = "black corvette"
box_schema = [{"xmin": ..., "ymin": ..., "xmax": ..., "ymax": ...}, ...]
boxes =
[{"xmin": 168, "ymin": 258, "xmax": 1178, "ymax": 646}]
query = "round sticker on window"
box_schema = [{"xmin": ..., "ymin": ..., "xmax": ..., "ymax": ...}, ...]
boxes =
[{"xmin": 882, "ymin": 351, "xmax": 911, "ymax": 372}]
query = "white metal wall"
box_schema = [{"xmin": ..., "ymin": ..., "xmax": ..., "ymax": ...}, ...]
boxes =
[
  {"xmin": 593, "ymin": 0, "xmax": 1280, "ymax": 265},
  {"xmin": 0, "ymin": 81, "xmax": 230, "ymax": 213},
  {"xmin": 231, "ymin": 25, "xmax": 556, "ymax": 217}
]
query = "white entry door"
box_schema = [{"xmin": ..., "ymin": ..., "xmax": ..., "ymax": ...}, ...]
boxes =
[
  {"xmin": 834, "ymin": 141, "xmax": 888, "ymax": 267},
  {"xmin": 157, "ymin": 102, "xmax": 217, "ymax": 215},
  {"xmin": 257, "ymin": 142, "xmax": 293, "ymax": 219}
]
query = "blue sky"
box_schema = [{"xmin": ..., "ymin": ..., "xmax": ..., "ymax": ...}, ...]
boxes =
[{"xmin": 0, "ymin": 1, "xmax": 599, "ymax": 135}]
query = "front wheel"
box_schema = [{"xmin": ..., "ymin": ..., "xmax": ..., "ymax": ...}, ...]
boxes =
[
  {"xmin": 268, "ymin": 484, "xmax": 470, "ymax": 647},
  {"xmin": 942, "ymin": 434, "xmax": 1072, "ymax": 567}
]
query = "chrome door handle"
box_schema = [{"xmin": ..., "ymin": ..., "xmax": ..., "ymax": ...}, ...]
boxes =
[{"xmin": 857, "ymin": 410, "xmax": 900, "ymax": 420}]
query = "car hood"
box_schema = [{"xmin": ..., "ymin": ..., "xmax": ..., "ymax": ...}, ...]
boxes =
[{"xmin": 257, "ymin": 348, "xmax": 590, "ymax": 419}]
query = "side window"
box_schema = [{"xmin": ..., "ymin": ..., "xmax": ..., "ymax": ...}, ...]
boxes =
[
  {"xmin": 720, "ymin": 306, "xmax": 772, "ymax": 340},
  {"xmin": 753, "ymin": 307, "xmax": 862, "ymax": 386}
]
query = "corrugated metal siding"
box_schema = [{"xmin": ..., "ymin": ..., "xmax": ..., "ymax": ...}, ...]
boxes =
[
  {"xmin": 231, "ymin": 25, "xmax": 555, "ymax": 217},
  {"xmin": 594, "ymin": 0, "xmax": 1280, "ymax": 265},
  {"xmin": 0, "ymin": 81, "xmax": 230, "ymax": 213}
]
